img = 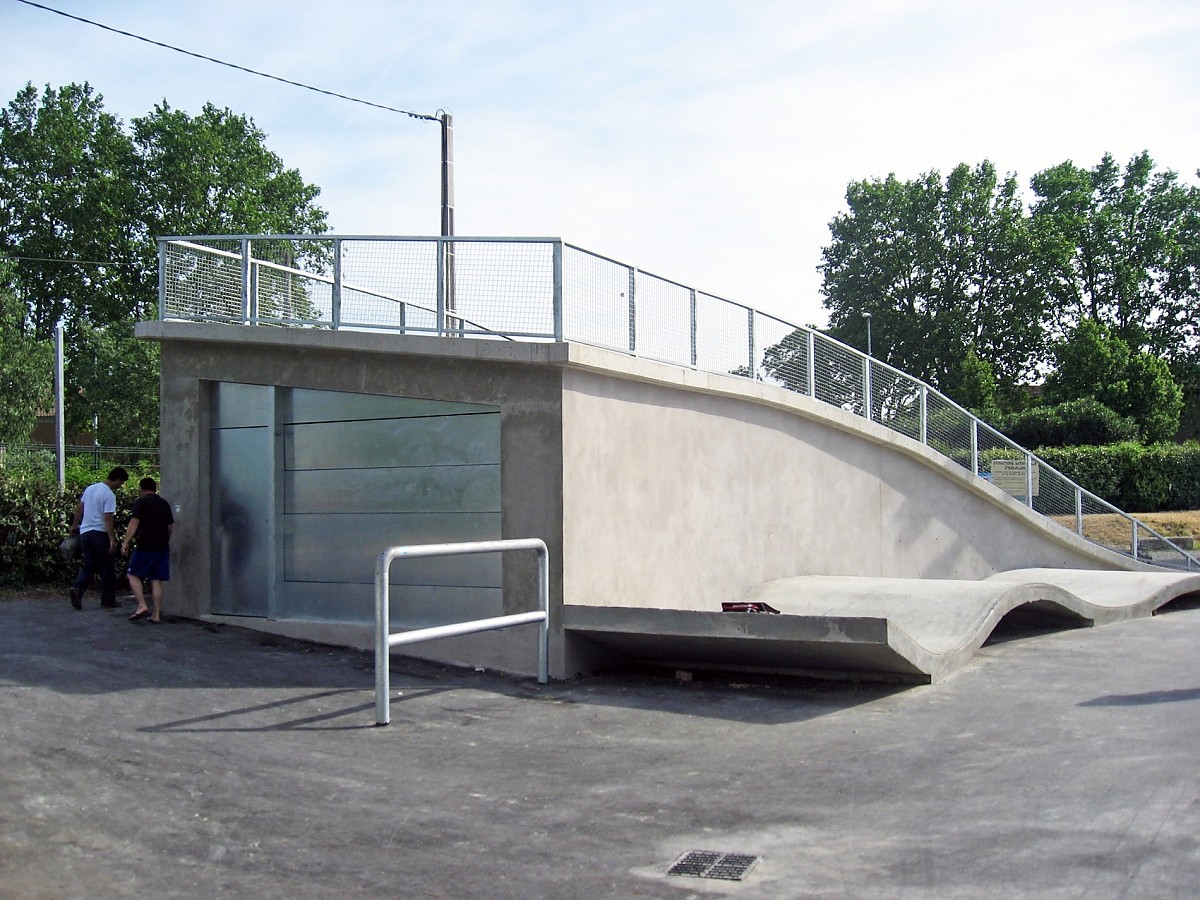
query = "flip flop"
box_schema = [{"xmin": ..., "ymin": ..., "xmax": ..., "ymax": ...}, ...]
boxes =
[
  {"xmin": 148, "ymin": 617, "xmax": 161, "ymax": 624},
  {"xmin": 128, "ymin": 609, "xmax": 151, "ymax": 621}
]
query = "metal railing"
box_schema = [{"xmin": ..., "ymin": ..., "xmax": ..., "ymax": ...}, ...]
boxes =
[
  {"xmin": 161, "ymin": 236, "xmax": 1199, "ymax": 571},
  {"xmin": 375, "ymin": 538, "xmax": 550, "ymax": 726},
  {"xmin": 0, "ymin": 442, "xmax": 160, "ymax": 471}
]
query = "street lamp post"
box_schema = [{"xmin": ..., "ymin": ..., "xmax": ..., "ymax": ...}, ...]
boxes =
[{"xmin": 862, "ymin": 311, "xmax": 872, "ymax": 357}]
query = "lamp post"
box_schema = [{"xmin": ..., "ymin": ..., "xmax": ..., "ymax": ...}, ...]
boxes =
[{"xmin": 862, "ymin": 311, "xmax": 872, "ymax": 357}]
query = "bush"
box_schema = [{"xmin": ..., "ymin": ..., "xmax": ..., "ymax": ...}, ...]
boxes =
[
  {"xmin": 999, "ymin": 398, "xmax": 1140, "ymax": 449},
  {"xmin": 0, "ymin": 455, "xmax": 159, "ymax": 588},
  {"xmin": 1036, "ymin": 441, "xmax": 1200, "ymax": 512}
]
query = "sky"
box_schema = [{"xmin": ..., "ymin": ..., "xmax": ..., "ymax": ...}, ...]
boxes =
[{"xmin": 2, "ymin": 0, "xmax": 1199, "ymax": 329}]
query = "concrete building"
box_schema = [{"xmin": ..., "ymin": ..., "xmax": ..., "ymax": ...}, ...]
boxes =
[{"xmin": 139, "ymin": 318, "xmax": 1200, "ymax": 684}]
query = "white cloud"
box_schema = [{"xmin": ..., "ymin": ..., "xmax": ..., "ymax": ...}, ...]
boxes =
[{"xmin": 2, "ymin": 0, "xmax": 1198, "ymax": 327}]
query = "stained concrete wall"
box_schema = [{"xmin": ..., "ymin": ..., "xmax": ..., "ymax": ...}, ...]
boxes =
[
  {"xmin": 140, "ymin": 322, "xmax": 1139, "ymax": 679},
  {"xmin": 141, "ymin": 321, "xmax": 566, "ymax": 675}
]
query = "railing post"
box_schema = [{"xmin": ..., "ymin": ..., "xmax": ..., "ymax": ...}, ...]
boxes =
[
  {"xmin": 1075, "ymin": 487, "xmax": 1084, "ymax": 535},
  {"xmin": 157, "ymin": 240, "xmax": 166, "ymax": 320},
  {"xmin": 331, "ymin": 238, "xmax": 343, "ymax": 330},
  {"xmin": 1131, "ymin": 520, "xmax": 1139, "ymax": 560},
  {"xmin": 1025, "ymin": 452, "xmax": 1034, "ymax": 509},
  {"xmin": 240, "ymin": 238, "xmax": 252, "ymax": 324},
  {"xmin": 627, "ymin": 267, "xmax": 637, "ymax": 353},
  {"xmin": 919, "ymin": 385, "xmax": 928, "ymax": 446},
  {"xmin": 436, "ymin": 237, "xmax": 446, "ymax": 337},
  {"xmin": 862, "ymin": 355, "xmax": 872, "ymax": 421},
  {"xmin": 806, "ymin": 330, "xmax": 816, "ymax": 398},
  {"xmin": 689, "ymin": 289, "xmax": 698, "ymax": 367},
  {"xmin": 970, "ymin": 419, "xmax": 979, "ymax": 478},
  {"xmin": 747, "ymin": 309, "xmax": 756, "ymax": 380},
  {"xmin": 375, "ymin": 551, "xmax": 391, "ymax": 726},
  {"xmin": 552, "ymin": 240, "xmax": 563, "ymax": 341}
]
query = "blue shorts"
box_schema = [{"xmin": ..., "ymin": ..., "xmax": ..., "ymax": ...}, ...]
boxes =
[{"xmin": 128, "ymin": 550, "xmax": 170, "ymax": 583}]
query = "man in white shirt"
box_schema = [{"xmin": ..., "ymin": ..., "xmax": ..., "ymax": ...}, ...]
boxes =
[{"xmin": 68, "ymin": 467, "xmax": 129, "ymax": 610}]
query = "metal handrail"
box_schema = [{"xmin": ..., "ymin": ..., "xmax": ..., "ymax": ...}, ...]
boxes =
[
  {"xmin": 160, "ymin": 236, "xmax": 1199, "ymax": 571},
  {"xmin": 374, "ymin": 538, "xmax": 550, "ymax": 726}
]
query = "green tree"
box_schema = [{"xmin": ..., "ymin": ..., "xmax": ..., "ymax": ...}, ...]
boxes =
[
  {"xmin": 1030, "ymin": 151, "xmax": 1200, "ymax": 357},
  {"xmin": 0, "ymin": 262, "xmax": 52, "ymax": 442},
  {"xmin": 1045, "ymin": 318, "xmax": 1182, "ymax": 443},
  {"xmin": 0, "ymin": 83, "xmax": 331, "ymax": 446},
  {"xmin": 0, "ymin": 83, "xmax": 139, "ymax": 338},
  {"xmin": 131, "ymin": 101, "xmax": 328, "ymax": 253},
  {"xmin": 819, "ymin": 161, "xmax": 1047, "ymax": 399}
]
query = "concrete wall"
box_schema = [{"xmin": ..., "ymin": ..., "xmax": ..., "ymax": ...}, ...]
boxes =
[
  {"xmin": 143, "ymin": 322, "xmax": 566, "ymax": 675},
  {"xmin": 559, "ymin": 350, "xmax": 1135, "ymax": 618},
  {"xmin": 141, "ymin": 322, "xmax": 1138, "ymax": 679}
]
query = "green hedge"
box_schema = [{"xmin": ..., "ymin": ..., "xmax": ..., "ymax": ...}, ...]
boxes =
[
  {"xmin": 997, "ymin": 398, "xmax": 1141, "ymax": 449},
  {"xmin": 1009, "ymin": 441, "xmax": 1200, "ymax": 512},
  {"xmin": 0, "ymin": 460, "xmax": 159, "ymax": 588}
]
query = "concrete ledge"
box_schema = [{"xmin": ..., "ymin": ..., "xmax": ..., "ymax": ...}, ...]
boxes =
[{"xmin": 565, "ymin": 569, "xmax": 1200, "ymax": 683}]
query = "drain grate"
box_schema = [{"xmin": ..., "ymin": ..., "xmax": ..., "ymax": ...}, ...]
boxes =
[{"xmin": 667, "ymin": 850, "xmax": 760, "ymax": 881}]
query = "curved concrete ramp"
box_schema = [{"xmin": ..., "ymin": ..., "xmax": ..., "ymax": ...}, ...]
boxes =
[
  {"xmin": 984, "ymin": 569, "xmax": 1200, "ymax": 622},
  {"xmin": 563, "ymin": 570, "xmax": 1200, "ymax": 684}
]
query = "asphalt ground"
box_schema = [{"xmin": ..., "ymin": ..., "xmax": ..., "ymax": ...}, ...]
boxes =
[{"xmin": 3, "ymin": 590, "xmax": 1200, "ymax": 899}]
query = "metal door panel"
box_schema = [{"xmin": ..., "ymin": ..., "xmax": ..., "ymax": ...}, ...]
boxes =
[
  {"xmin": 283, "ymin": 512, "xmax": 503, "ymax": 585},
  {"xmin": 211, "ymin": 425, "xmax": 272, "ymax": 616},
  {"xmin": 284, "ymin": 464, "xmax": 500, "ymax": 515},
  {"xmin": 284, "ymin": 413, "xmax": 500, "ymax": 470},
  {"xmin": 283, "ymin": 388, "xmax": 497, "ymax": 424}
]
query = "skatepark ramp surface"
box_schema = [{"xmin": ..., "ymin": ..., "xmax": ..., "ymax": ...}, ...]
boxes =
[{"xmin": 564, "ymin": 570, "xmax": 1200, "ymax": 684}]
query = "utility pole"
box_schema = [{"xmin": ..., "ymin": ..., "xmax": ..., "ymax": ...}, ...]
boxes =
[{"xmin": 439, "ymin": 110, "xmax": 456, "ymax": 320}]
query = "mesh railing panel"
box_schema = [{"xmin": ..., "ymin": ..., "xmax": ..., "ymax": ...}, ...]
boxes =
[
  {"xmin": 925, "ymin": 391, "xmax": 976, "ymax": 472},
  {"xmin": 869, "ymin": 363, "xmax": 923, "ymax": 442},
  {"xmin": 162, "ymin": 240, "xmax": 245, "ymax": 322},
  {"xmin": 753, "ymin": 313, "xmax": 808, "ymax": 392},
  {"xmin": 562, "ymin": 245, "xmax": 631, "ymax": 351},
  {"xmin": 338, "ymin": 239, "xmax": 436, "ymax": 331},
  {"xmin": 633, "ymin": 271, "xmax": 694, "ymax": 366},
  {"xmin": 450, "ymin": 241, "xmax": 556, "ymax": 338},
  {"xmin": 696, "ymin": 293, "xmax": 751, "ymax": 376},
  {"xmin": 813, "ymin": 334, "xmax": 865, "ymax": 415},
  {"xmin": 160, "ymin": 235, "xmax": 1197, "ymax": 570},
  {"xmin": 254, "ymin": 263, "xmax": 334, "ymax": 326}
]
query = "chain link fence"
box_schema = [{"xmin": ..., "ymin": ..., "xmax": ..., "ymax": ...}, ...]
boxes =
[
  {"xmin": 1, "ymin": 444, "xmax": 160, "ymax": 473},
  {"xmin": 159, "ymin": 236, "xmax": 1198, "ymax": 571}
]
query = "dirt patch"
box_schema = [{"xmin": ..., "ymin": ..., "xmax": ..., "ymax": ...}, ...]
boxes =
[{"xmin": 1051, "ymin": 510, "xmax": 1200, "ymax": 547}]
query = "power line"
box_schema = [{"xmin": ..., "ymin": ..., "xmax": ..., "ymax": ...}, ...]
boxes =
[
  {"xmin": 13, "ymin": 0, "xmax": 439, "ymax": 122},
  {"xmin": 3, "ymin": 254, "xmax": 116, "ymax": 267}
]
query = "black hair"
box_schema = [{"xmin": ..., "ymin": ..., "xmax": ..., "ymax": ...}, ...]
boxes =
[
  {"xmin": 139, "ymin": 477, "xmax": 157, "ymax": 492},
  {"xmin": 108, "ymin": 467, "xmax": 129, "ymax": 483}
]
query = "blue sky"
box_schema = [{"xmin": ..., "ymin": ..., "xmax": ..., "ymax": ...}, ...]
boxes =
[{"xmin": 3, "ymin": 0, "xmax": 1199, "ymax": 328}]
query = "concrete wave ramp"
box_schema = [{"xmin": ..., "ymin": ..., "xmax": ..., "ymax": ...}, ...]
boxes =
[{"xmin": 563, "ymin": 570, "xmax": 1200, "ymax": 684}]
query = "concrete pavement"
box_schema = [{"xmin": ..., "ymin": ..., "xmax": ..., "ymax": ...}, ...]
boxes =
[{"xmin": 3, "ymin": 592, "xmax": 1200, "ymax": 898}]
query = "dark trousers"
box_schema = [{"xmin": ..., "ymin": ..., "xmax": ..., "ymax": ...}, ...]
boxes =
[{"xmin": 73, "ymin": 530, "xmax": 116, "ymax": 605}]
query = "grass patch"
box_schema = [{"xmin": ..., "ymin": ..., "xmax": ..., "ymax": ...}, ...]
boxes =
[{"xmin": 1052, "ymin": 510, "xmax": 1200, "ymax": 548}]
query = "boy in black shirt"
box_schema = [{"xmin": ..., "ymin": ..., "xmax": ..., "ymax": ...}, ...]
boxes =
[{"xmin": 121, "ymin": 478, "xmax": 175, "ymax": 623}]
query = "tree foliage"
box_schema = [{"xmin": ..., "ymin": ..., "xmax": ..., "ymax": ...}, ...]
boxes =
[
  {"xmin": 1030, "ymin": 151, "xmax": 1200, "ymax": 357},
  {"xmin": 1044, "ymin": 318, "xmax": 1182, "ymax": 444},
  {"xmin": 819, "ymin": 161, "xmax": 1047, "ymax": 396},
  {"xmin": 0, "ymin": 261, "xmax": 52, "ymax": 443},
  {"xmin": 817, "ymin": 151, "xmax": 1200, "ymax": 444},
  {"xmin": 0, "ymin": 83, "xmax": 329, "ymax": 447}
]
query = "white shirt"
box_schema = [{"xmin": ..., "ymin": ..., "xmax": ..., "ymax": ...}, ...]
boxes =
[{"xmin": 79, "ymin": 481, "xmax": 117, "ymax": 534}]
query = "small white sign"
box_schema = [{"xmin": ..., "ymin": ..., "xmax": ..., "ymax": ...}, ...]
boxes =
[{"xmin": 990, "ymin": 458, "xmax": 1039, "ymax": 497}]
